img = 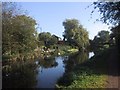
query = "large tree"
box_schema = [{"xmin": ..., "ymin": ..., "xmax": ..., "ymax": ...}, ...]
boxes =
[
  {"xmin": 39, "ymin": 32, "xmax": 59, "ymax": 48},
  {"xmin": 63, "ymin": 19, "xmax": 89, "ymax": 51},
  {"xmin": 92, "ymin": 30, "xmax": 110, "ymax": 54},
  {"xmin": 39, "ymin": 32, "xmax": 51, "ymax": 47},
  {"xmin": 92, "ymin": 1, "xmax": 120, "ymax": 50},
  {"xmin": 2, "ymin": 2, "xmax": 18, "ymax": 55},
  {"xmin": 11, "ymin": 15, "xmax": 37, "ymax": 53},
  {"xmin": 2, "ymin": 2, "xmax": 37, "ymax": 55}
]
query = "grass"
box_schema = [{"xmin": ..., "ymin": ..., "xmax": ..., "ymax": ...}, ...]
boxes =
[
  {"xmin": 56, "ymin": 69, "xmax": 107, "ymax": 88},
  {"xmin": 57, "ymin": 44, "xmax": 78, "ymax": 55},
  {"xmin": 56, "ymin": 48, "xmax": 111, "ymax": 88}
]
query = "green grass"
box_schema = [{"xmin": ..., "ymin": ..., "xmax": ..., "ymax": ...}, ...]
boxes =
[
  {"xmin": 67, "ymin": 49, "xmax": 78, "ymax": 53},
  {"xmin": 56, "ymin": 48, "xmax": 111, "ymax": 88},
  {"xmin": 56, "ymin": 68, "xmax": 107, "ymax": 88},
  {"xmin": 57, "ymin": 44, "xmax": 78, "ymax": 55}
]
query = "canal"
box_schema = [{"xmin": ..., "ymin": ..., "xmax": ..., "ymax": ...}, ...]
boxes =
[{"xmin": 2, "ymin": 52, "xmax": 94, "ymax": 88}]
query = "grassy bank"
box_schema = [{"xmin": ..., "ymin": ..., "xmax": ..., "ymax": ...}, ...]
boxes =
[
  {"xmin": 57, "ymin": 44, "xmax": 78, "ymax": 56},
  {"xmin": 56, "ymin": 48, "xmax": 111, "ymax": 88}
]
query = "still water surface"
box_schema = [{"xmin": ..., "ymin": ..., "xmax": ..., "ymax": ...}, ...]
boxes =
[
  {"xmin": 3, "ymin": 52, "xmax": 94, "ymax": 88},
  {"xmin": 35, "ymin": 52, "xmax": 94, "ymax": 88},
  {"xmin": 36, "ymin": 57, "xmax": 65, "ymax": 88}
]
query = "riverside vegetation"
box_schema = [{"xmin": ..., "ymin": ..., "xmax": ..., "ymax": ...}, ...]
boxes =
[{"xmin": 2, "ymin": 2, "xmax": 120, "ymax": 88}]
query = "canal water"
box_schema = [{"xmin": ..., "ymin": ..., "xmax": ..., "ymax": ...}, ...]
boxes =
[
  {"xmin": 36, "ymin": 57, "xmax": 65, "ymax": 88},
  {"xmin": 35, "ymin": 52, "xmax": 94, "ymax": 88},
  {"xmin": 2, "ymin": 52, "xmax": 94, "ymax": 88}
]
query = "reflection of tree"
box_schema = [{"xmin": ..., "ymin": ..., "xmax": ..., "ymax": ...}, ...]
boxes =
[
  {"xmin": 38, "ymin": 56, "xmax": 58, "ymax": 68},
  {"xmin": 64, "ymin": 51, "xmax": 89, "ymax": 72},
  {"xmin": 57, "ymin": 52, "xmax": 89, "ymax": 86},
  {"xmin": 2, "ymin": 60, "xmax": 38, "ymax": 88}
]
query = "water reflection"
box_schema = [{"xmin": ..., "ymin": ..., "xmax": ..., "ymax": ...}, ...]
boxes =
[
  {"xmin": 36, "ymin": 57, "xmax": 65, "ymax": 88},
  {"xmin": 38, "ymin": 56, "xmax": 58, "ymax": 68},
  {"xmin": 63, "ymin": 51, "xmax": 89, "ymax": 73},
  {"xmin": 2, "ymin": 60, "xmax": 38, "ymax": 88},
  {"xmin": 2, "ymin": 51, "xmax": 93, "ymax": 88}
]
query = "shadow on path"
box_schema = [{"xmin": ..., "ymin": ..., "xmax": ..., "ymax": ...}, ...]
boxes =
[{"xmin": 106, "ymin": 47, "xmax": 120, "ymax": 88}]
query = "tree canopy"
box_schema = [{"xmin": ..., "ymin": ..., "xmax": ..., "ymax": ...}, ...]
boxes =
[
  {"xmin": 92, "ymin": 1, "xmax": 120, "ymax": 51},
  {"xmin": 93, "ymin": 2, "xmax": 120, "ymax": 26},
  {"xmin": 38, "ymin": 32, "xmax": 59, "ymax": 48},
  {"xmin": 63, "ymin": 19, "xmax": 89, "ymax": 50},
  {"xmin": 2, "ymin": 2, "xmax": 37, "ymax": 55},
  {"xmin": 91, "ymin": 30, "xmax": 110, "ymax": 54}
]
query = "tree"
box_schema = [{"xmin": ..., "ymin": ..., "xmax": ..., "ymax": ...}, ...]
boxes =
[
  {"xmin": 2, "ymin": 2, "xmax": 37, "ymax": 55},
  {"xmin": 38, "ymin": 32, "xmax": 59, "ymax": 48},
  {"xmin": 63, "ymin": 19, "xmax": 89, "ymax": 51},
  {"xmin": 39, "ymin": 32, "xmax": 51, "ymax": 47},
  {"xmin": 92, "ymin": 1, "xmax": 120, "ymax": 51},
  {"xmin": 49, "ymin": 35, "xmax": 59, "ymax": 45},
  {"xmin": 98, "ymin": 30, "xmax": 110, "ymax": 43},
  {"xmin": 92, "ymin": 30, "xmax": 110, "ymax": 54},
  {"xmin": 111, "ymin": 24, "xmax": 120, "ymax": 48},
  {"xmin": 2, "ymin": 2, "xmax": 19, "ymax": 55},
  {"xmin": 93, "ymin": 2, "xmax": 120, "ymax": 26},
  {"xmin": 11, "ymin": 15, "xmax": 37, "ymax": 53}
]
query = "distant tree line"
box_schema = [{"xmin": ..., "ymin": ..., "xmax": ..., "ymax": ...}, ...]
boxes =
[
  {"xmin": 3, "ymin": 1, "xmax": 120, "ymax": 60},
  {"xmin": 38, "ymin": 19, "xmax": 90, "ymax": 51}
]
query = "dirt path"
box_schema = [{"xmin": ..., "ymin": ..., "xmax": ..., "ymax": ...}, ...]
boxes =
[{"xmin": 106, "ymin": 47, "xmax": 120, "ymax": 88}]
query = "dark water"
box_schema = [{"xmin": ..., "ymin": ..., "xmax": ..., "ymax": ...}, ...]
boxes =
[{"xmin": 2, "ymin": 52, "xmax": 94, "ymax": 88}]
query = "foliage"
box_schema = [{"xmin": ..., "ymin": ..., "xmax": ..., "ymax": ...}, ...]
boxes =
[
  {"xmin": 63, "ymin": 19, "xmax": 89, "ymax": 50},
  {"xmin": 92, "ymin": 1, "xmax": 120, "ymax": 52},
  {"xmin": 111, "ymin": 25, "xmax": 120, "ymax": 51},
  {"xmin": 2, "ymin": 2, "xmax": 38, "ymax": 56},
  {"xmin": 98, "ymin": 30, "xmax": 110, "ymax": 42},
  {"xmin": 93, "ymin": 2, "xmax": 120, "ymax": 26},
  {"xmin": 57, "ymin": 44, "xmax": 78, "ymax": 56},
  {"xmin": 91, "ymin": 30, "xmax": 110, "ymax": 54},
  {"xmin": 57, "ymin": 68, "xmax": 107, "ymax": 88},
  {"xmin": 56, "ymin": 49, "xmax": 111, "ymax": 88},
  {"xmin": 39, "ymin": 32, "xmax": 59, "ymax": 48},
  {"xmin": 49, "ymin": 35, "xmax": 59, "ymax": 46}
]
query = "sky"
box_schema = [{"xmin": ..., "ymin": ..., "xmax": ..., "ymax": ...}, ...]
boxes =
[{"xmin": 18, "ymin": 2, "xmax": 109, "ymax": 40}]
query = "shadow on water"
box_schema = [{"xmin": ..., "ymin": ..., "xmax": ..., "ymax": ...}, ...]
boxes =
[
  {"xmin": 38, "ymin": 56, "xmax": 58, "ymax": 69},
  {"xmin": 2, "ymin": 60, "xmax": 38, "ymax": 88},
  {"xmin": 63, "ymin": 51, "xmax": 89, "ymax": 73}
]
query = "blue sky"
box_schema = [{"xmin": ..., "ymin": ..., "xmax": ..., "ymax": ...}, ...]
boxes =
[{"xmin": 18, "ymin": 2, "xmax": 109, "ymax": 39}]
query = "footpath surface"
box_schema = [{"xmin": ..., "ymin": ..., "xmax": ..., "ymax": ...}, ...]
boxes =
[{"xmin": 106, "ymin": 47, "xmax": 120, "ymax": 88}]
